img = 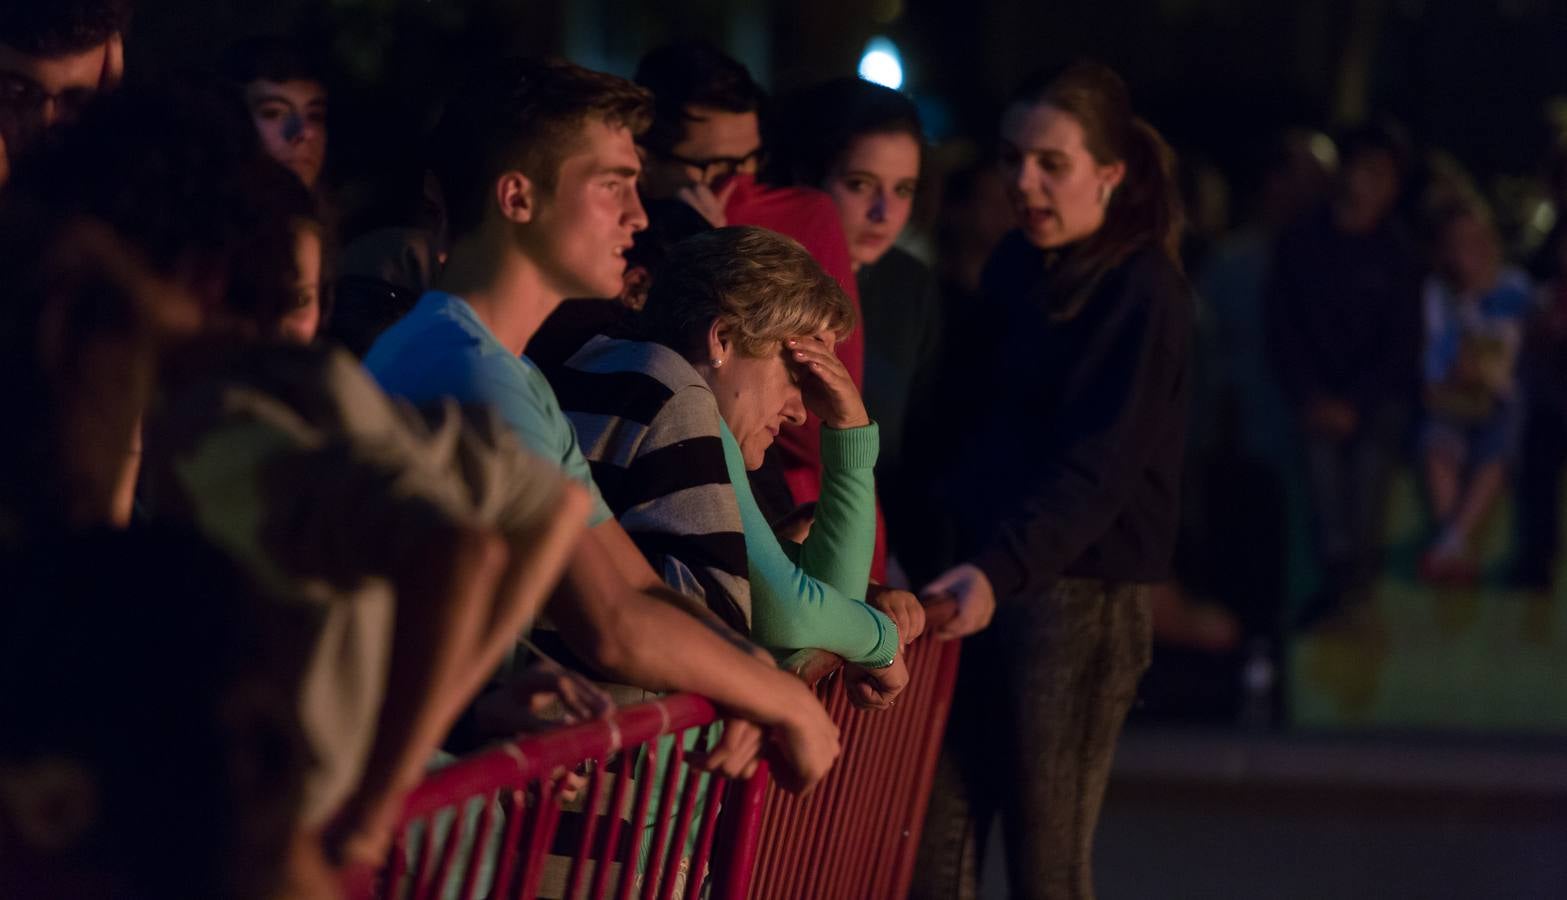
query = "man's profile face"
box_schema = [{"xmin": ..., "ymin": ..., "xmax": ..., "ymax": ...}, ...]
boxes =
[
  {"xmin": 244, "ymin": 78, "xmax": 328, "ymax": 189},
  {"xmin": 640, "ymin": 104, "xmax": 761, "ymax": 198},
  {"xmin": 522, "ymin": 118, "xmax": 649, "ymax": 301},
  {"xmin": 0, "ymin": 40, "xmax": 109, "ymax": 170}
]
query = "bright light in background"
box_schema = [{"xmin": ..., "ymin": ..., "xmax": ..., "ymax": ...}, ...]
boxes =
[{"xmin": 858, "ymin": 37, "xmax": 904, "ymax": 90}]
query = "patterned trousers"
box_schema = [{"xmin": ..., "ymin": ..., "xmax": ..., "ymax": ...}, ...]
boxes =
[{"xmin": 911, "ymin": 579, "xmax": 1152, "ymax": 900}]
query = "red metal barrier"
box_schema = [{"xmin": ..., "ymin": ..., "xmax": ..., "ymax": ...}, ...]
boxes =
[
  {"xmin": 346, "ymin": 693, "xmax": 734, "ymax": 900},
  {"xmin": 731, "ymin": 624, "xmax": 962, "ymax": 900},
  {"xmin": 346, "ymin": 610, "xmax": 961, "ymax": 900}
]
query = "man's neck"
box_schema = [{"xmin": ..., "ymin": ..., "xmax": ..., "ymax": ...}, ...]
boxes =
[{"xmin": 435, "ymin": 235, "xmax": 561, "ymax": 356}]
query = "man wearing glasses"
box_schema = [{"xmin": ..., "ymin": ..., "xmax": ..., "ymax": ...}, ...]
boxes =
[
  {"xmin": 632, "ymin": 39, "xmax": 766, "ymax": 226},
  {"xmin": 632, "ymin": 40, "xmax": 888, "ymax": 582},
  {"xmin": 0, "ymin": 0, "xmax": 128, "ymax": 185}
]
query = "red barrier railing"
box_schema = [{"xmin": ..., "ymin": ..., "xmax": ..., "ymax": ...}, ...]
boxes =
[
  {"xmin": 346, "ymin": 615, "xmax": 960, "ymax": 900},
  {"xmin": 729, "ymin": 626, "xmax": 962, "ymax": 900},
  {"xmin": 346, "ymin": 693, "xmax": 734, "ymax": 900}
]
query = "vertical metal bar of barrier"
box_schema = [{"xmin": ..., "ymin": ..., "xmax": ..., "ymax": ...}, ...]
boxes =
[
  {"xmin": 564, "ymin": 761, "xmax": 609, "ymax": 900},
  {"xmin": 591, "ymin": 754, "xmax": 636, "ymax": 900},
  {"xmin": 657, "ymin": 754, "xmax": 706, "ymax": 900},
  {"xmin": 457, "ymin": 793, "xmax": 498, "ymax": 900},
  {"xmin": 412, "ymin": 800, "xmax": 441, "ymax": 898},
  {"xmin": 525, "ymin": 781, "xmax": 567, "ymax": 900},
  {"xmin": 429, "ymin": 791, "xmax": 469, "ymax": 899},
  {"xmin": 709, "ymin": 762, "xmax": 769, "ymax": 899},
  {"xmin": 616, "ymin": 742, "xmax": 659, "ymax": 900},
  {"xmin": 685, "ymin": 768, "xmax": 727, "ymax": 900},
  {"xmin": 640, "ymin": 738, "xmax": 686, "ymax": 900},
  {"xmin": 490, "ymin": 790, "xmax": 527, "ymax": 900}
]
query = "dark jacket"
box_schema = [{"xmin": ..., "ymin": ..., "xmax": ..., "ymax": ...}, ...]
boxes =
[
  {"xmin": 944, "ymin": 231, "xmax": 1195, "ymax": 600},
  {"xmin": 1264, "ymin": 206, "xmax": 1422, "ymax": 411}
]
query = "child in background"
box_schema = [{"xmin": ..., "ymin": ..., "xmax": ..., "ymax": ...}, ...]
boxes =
[{"xmin": 1419, "ymin": 203, "xmax": 1533, "ymax": 581}]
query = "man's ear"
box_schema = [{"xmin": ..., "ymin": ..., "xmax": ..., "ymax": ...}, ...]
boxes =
[
  {"xmin": 99, "ymin": 32, "xmax": 124, "ymax": 90},
  {"xmin": 495, "ymin": 171, "xmax": 536, "ymax": 225}
]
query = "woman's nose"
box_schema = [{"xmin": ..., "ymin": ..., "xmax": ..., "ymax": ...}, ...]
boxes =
[{"xmin": 782, "ymin": 388, "xmax": 807, "ymax": 426}]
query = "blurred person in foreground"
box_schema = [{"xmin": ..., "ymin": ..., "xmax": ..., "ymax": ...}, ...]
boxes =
[
  {"xmin": 0, "ymin": 80, "xmax": 591, "ymax": 869},
  {"xmin": 913, "ymin": 61, "xmax": 1193, "ymax": 900}
]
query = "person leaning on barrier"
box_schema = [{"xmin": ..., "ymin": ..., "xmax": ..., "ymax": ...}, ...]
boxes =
[
  {"xmin": 0, "ymin": 80, "xmax": 591, "ymax": 871},
  {"xmin": 554, "ymin": 225, "xmax": 925, "ymax": 710},
  {"xmin": 364, "ymin": 57, "xmax": 841, "ymax": 789}
]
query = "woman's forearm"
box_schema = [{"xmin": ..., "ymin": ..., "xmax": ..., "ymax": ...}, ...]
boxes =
[{"xmin": 795, "ymin": 422, "xmax": 880, "ymax": 596}]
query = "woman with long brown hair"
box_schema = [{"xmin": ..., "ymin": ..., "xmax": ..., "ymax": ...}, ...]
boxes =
[{"xmin": 915, "ymin": 61, "xmax": 1193, "ymax": 899}]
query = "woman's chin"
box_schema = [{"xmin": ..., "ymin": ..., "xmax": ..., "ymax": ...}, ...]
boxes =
[{"xmin": 741, "ymin": 438, "xmax": 773, "ymax": 471}]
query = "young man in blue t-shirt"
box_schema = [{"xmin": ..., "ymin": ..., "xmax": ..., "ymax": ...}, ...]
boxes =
[{"xmin": 366, "ymin": 58, "xmax": 838, "ymax": 794}]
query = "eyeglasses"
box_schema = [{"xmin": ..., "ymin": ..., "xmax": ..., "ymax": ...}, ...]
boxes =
[
  {"xmin": 655, "ymin": 146, "xmax": 766, "ymax": 186},
  {"xmin": 0, "ymin": 72, "xmax": 97, "ymax": 138}
]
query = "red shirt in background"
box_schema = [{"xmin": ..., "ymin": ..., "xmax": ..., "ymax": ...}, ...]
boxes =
[{"xmin": 725, "ymin": 174, "xmax": 888, "ymax": 582}]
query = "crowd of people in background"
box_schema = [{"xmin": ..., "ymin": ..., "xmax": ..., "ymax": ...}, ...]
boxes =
[
  {"xmin": 1177, "ymin": 114, "xmax": 1567, "ymax": 647},
  {"xmin": 2, "ymin": 1, "xmax": 1566, "ymax": 899}
]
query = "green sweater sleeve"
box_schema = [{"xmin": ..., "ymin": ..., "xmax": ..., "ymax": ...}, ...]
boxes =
[
  {"xmin": 720, "ymin": 422, "xmax": 898, "ymax": 667},
  {"xmin": 796, "ymin": 422, "xmax": 880, "ymax": 597}
]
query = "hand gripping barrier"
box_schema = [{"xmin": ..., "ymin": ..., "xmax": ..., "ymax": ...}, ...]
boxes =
[{"xmin": 346, "ymin": 606, "xmax": 960, "ymax": 900}]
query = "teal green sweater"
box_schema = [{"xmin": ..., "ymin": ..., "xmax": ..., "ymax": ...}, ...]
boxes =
[{"xmin": 719, "ymin": 420, "xmax": 899, "ymax": 668}]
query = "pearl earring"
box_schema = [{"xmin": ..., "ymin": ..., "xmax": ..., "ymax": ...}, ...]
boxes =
[
  {"xmin": 1097, "ymin": 182, "xmax": 1110, "ymax": 205},
  {"xmin": 711, "ymin": 357, "xmax": 724, "ymax": 368}
]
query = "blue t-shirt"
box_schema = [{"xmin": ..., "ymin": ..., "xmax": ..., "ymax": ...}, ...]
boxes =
[
  {"xmin": 365, "ymin": 291, "xmax": 613, "ymax": 526},
  {"xmin": 1422, "ymin": 268, "xmax": 1532, "ymax": 396}
]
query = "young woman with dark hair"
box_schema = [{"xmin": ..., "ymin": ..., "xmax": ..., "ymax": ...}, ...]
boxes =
[
  {"xmin": 913, "ymin": 61, "xmax": 1193, "ymax": 900},
  {"xmin": 772, "ymin": 78, "xmax": 941, "ymax": 579}
]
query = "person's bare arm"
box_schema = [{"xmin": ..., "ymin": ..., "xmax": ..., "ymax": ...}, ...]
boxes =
[
  {"xmin": 547, "ymin": 520, "xmax": 840, "ymax": 793},
  {"xmin": 327, "ymin": 522, "xmax": 512, "ymax": 865},
  {"xmin": 454, "ymin": 483, "xmax": 591, "ymax": 701},
  {"xmin": 593, "ymin": 511, "xmax": 675, "ymax": 593},
  {"xmin": 330, "ymin": 484, "xmax": 590, "ymax": 864}
]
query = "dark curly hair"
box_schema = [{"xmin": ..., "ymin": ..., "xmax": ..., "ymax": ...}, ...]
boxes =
[{"xmin": 0, "ymin": 0, "xmax": 131, "ymax": 56}]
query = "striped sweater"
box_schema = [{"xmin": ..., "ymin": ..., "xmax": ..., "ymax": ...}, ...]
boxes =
[
  {"xmin": 553, "ymin": 336, "xmax": 752, "ymax": 632},
  {"xmin": 554, "ymin": 336, "xmax": 898, "ymax": 667}
]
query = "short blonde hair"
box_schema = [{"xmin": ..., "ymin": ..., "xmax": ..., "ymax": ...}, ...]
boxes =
[{"xmin": 640, "ymin": 225, "xmax": 855, "ymax": 359}]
